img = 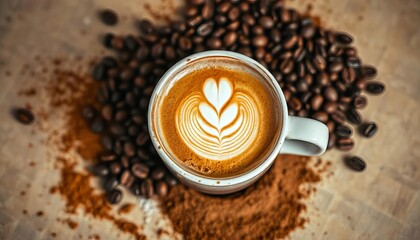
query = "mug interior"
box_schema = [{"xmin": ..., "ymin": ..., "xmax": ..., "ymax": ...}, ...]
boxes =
[{"xmin": 148, "ymin": 51, "xmax": 288, "ymax": 184}]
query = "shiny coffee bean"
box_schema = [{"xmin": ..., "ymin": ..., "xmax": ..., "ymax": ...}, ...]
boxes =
[
  {"xmin": 336, "ymin": 138, "xmax": 354, "ymax": 151},
  {"xmin": 360, "ymin": 122, "xmax": 378, "ymax": 138},
  {"xmin": 141, "ymin": 179, "xmax": 154, "ymax": 198},
  {"xmin": 335, "ymin": 32, "xmax": 353, "ymax": 45},
  {"xmin": 82, "ymin": 105, "xmax": 97, "ymax": 120},
  {"xmin": 13, "ymin": 108, "xmax": 35, "ymax": 125},
  {"xmin": 353, "ymin": 95, "xmax": 367, "ymax": 109},
  {"xmin": 156, "ymin": 181, "xmax": 169, "ymax": 197},
  {"xmin": 99, "ymin": 9, "xmax": 118, "ymax": 26},
  {"xmin": 365, "ymin": 82, "xmax": 385, "ymax": 95},
  {"xmin": 107, "ymin": 189, "xmax": 122, "ymax": 204},
  {"xmin": 346, "ymin": 108, "xmax": 362, "ymax": 125},
  {"xmin": 335, "ymin": 125, "xmax": 352, "ymax": 138},
  {"xmin": 327, "ymin": 134, "xmax": 336, "ymax": 149},
  {"xmin": 131, "ymin": 163, "xmax": 149, "ymax": 179},
  {"xmin": 345, "ymin": 156, "xmax": 366, "ymax": 171},
  {"xmin": 360, "ymin": 65, "xmax": 377, "ymax": 79}
]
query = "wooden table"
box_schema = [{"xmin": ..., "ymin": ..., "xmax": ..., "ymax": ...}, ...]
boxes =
[{"xmin": 0, "ymin": 0, "xmax": 419, "ymax": 239}]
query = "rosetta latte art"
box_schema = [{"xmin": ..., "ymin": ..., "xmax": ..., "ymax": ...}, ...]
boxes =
[{"xmin": 176, "ymin": 77, "xmax": 259, "ymax": 161}]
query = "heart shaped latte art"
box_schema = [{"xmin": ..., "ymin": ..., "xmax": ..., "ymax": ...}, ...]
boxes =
[{"xmin": 176, "ymin": 77, "xmax": 259, "ymax": 161}]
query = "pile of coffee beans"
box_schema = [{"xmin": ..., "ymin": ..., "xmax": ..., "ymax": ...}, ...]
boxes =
[{"xmin": 88, "ymin": 0, "xmax": 385, "ymax": 201}]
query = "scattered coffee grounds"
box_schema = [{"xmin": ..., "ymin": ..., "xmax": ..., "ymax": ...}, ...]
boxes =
[
  {"xmin": 99, "ymin": 9, "xmax": 118, "ymax": 26},
  {"xmin": 50, "ymin": 157, "xmax": 145, "ymax": 239},
  {"xmin": 12, "ymin": 107, "xmax": 35, "ymax": 125},
  {"xmin": 16, "ymin": 58, "xmax": 146, "ymax": 239},
  {"xmin": 162, "ymin": 154, "xmax": 328, "ymax": 239},
  {"xmin": 118, "ymin": 203, "xmax": 135, "ymax": 214},
  {"xmin": 36, "ymin": 211, "xmax": 44, "ymax": 217}
]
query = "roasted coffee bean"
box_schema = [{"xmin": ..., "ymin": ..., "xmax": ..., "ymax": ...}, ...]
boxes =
[
  {"xmin": 90, "ymin": 117, "xmax": 105, "ymax": 133},
  {"xmin": 336, "ymin": 138, "xmax": 354, "ymax": 151},
  {"xmin": 331, "ymin": 110, "xmax": 346, "ymax": 125},
  {"xmin": 91, "ymin": 163, "xmax": 109, "ymax": 176},
  {"xmin": 360, "ymin": 65, "xmax": 377, "ymax": 79},
  {"xmin": 342, "ymin": 67, "xmax": 356, "ymax": 84},
  {"xmin": 99, "ymin": 9, "xmax": 118, "ymax": 26},
  {"xmin": 141, "ymin": 179, "xmax": 154, "ymax": 198},
  {"xmin": 366, "ymin": 82, "xmax": 385, "ymax": 95},
  {"xmin": 123, "ymin": 142, "xmax": 135, "ymax": 157},
  {"xmin": 101, "ymin": 105, "xmax": 113, "ymax": 121},
  {"xmin": 316, "ymin": 72, "xmax": 329, "ymax": 86},
  {"xmin": 323, "ymin": 87, "xmax": 338, "ymax": 102},
  {"xmin": 151, "ymin": 168, "xmax": 165, "ymax": 180},
  {"xmin": 327, "ymin": 134, "xmax": 336, "ymax": 149},
  {"xmin": 326, "ymin": 121, "xmax": 335, "ymax": 133},
  {"xmin": 223, "ymin": 32, "xmax": 238, "ymax": 46},
  {"xmin": 360, "ymin": 122, "xmax": 378, "ymax": 138},
  {"xmin": 178, "ymin": 37, "xmax": 192, "ymax": 51},
  {"xmin": 296, "ymin": 79, "xmax": 308, "ymax": 92},
  {"xmin": 311, "ymin": 94, "xmax": 324, "ymax": 111},
  {"xmin": 335, "ymin": 125, "xmax": 352, "ymax": 138},
  {"xmin": 110, "ymin": 162, "xmax": 122, "ymax": 175},
  {"xmin": 120, "ymin": 170, "xmax": 134, "ymax": 187},
  {"xmin": 312, "ymin": 111, "xmax": 328, "ymax": 123},
  {"xmin": 313, "ymin": 55, "xmax": 326, "ymax": 71},
  {"xmin": 92, "ymin": 64, "xmax": 106, "ymax": 81},
  {"xmin": 81, "ymin": 105, "xmax": 96, "ymax": 121},
  {"xmin": 335, "ymin": 32, "xmax": 353, "ymax": 45},
  {"xmin": 353, "ymin": 95, "xmax": 367, "ymax": 109},
  {"xmin": 110, "ymin": 123, "xmax": 125, "ymax": 136},
  {"xmin": 283, "ymin": 34, "xmax": 298, "ymax": 49},
  {"xmin": 187, "ymin": 15, "xmax": 202, "ymax": 27},
  {"xmin": 252, "ymin": 35, "xmax": 268, "ymax": 48},
  {"xmin": 259, "ymin": 16, "xmax": 274, "ymax": 28},
  {"xmin": 329, "ymin": 61, "xmax": 344, "ymax": 73},
  {"xmin": 323, "ymin": 102, "xmax": 337, "ymax": 113},
  {"xmin": 197, "ymin": 22, "xmax": 213, "ymax": 36},
  {"xmin": 156, "ymin": 181, "xmax": 169, "ymax": 197},
  {"xmin": 346, "ymin": 108, "xmax": 362, "ymax": 125},
  {"xmin": 289, "ymin": 97, "xmax": 302, "ymax": 111},
  {"xmin": 107, "ymin": 189, "xmax": 122, "ymax": 204},
  {"xmin": 355, "ymin": 78, "xmax": 367, "ymax": 90},
  {"xmin": 139, "ymin": 19, "xmax": 155, "ymax": 34},
  {"xmin": 13, "ymin": 108, "xmax": 35, "ymax": 125},
  {"xmin": 280, "ymin": 59, "xmax": 294, "ymax": 74},
  {"xmin": 101, "ymin": 135, "xmax": 113, "ymax": 151},
  {"xmin": 101, "ymin": 153, "xmax": 116, "ymax": 162},
  {"xmin": 345, "ymin": 156, "xmax": 366, "ymax": 171},
  {"xmin": 131, "ymin": 163, "xmax": 149, "ymax": 179},
  {"xmin": 202, "ymin": 1, "xmax": 214, "ymax": 19},
  {"xmin": 102, "ymin": 32, "xmax": 114, "ymax": 48},
  {"xmin": 206, "ymin": 37, "xmax": 222, "ymax": 49}
]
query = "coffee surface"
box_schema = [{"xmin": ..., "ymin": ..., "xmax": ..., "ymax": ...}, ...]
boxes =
[{"xmin": 158, "ymin": 64, "xmax": 281, "ymax": 177}]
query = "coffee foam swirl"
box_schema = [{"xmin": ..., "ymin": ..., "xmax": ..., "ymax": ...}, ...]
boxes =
[{"xmin": 176, "ymin": 77, "xmax": 259, "ymax": 161}]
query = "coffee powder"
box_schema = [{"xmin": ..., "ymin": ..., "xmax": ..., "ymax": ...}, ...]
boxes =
[{"xmin": 162, "ymin": 155, "xmax": 329, "ymax": 239}]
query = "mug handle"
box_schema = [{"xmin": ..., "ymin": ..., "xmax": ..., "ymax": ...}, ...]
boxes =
[{"xmin": 279, "ymin": 116, "xmax": 329, "ymax": 156}]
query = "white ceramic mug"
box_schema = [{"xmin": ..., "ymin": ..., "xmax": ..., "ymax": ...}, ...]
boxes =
[{"xmin": 148, "ymin": 51, "xmax": 328, "ymax": 194}]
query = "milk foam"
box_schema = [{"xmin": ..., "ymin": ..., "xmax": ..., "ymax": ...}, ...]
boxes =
[{"xmin": 176, "ymin": 77, "xmax": 259, "ymax": 160}]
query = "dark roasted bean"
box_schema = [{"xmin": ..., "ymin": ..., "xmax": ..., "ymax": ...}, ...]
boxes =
[
  {"xmin": 132, "ymin": 163, "xmax": 149, "ymax": 179},
  {"xmin": 336, "ymin": 138, "xmax": 354, "ymax": 151},
  {"xmin": 353, "ymin": 95, "xmax": 368, "ymax": 109},
  {"xmin": 141, "ymin": 179, "xmax": 154, "ymax": 198},
  {"xmin": 156, "ymin": 181, "xmax": 169, "ymax": 197},
  {"xmin": 360, "ymin": 65, "xmax": 377, "ymax": 79},
  {"xmin": 107, "ymin": 189, "xmax": 122, "ymax": 204},
  {"xmin": 345, "ymin": 156, "xmax": 366, "ymax": 171},
  {"xmin": 335, "ymin": 125, "xmax": 352, "ymax": 138},
  {"xmin": 360, "ymin": 122, "xmax": 378, "ymax": 138},
  {"xmin": 366, "ymin": 82, "xmax": 385, "ymax": 95},
  {"xmin": 312, "ymin": 111, "xmax": 328, "ymax": 123},
  {"xmin": 335, "ymin": 32, "xmax": 353, "ymax": 45},
  {"xmin": 346, "ymin": 108, "xmax": 362, "ymax": 125}
]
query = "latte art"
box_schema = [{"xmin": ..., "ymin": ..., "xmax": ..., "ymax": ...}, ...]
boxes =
[
  {"xmin": 176, "ymin": 77, "xmax": 259, "ymax": 160},
  {"xmin": 158, "ymin": 63, "xmax": 281, "ymax": 177}
]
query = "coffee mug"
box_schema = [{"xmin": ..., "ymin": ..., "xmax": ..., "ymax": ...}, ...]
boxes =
[{"xmin": 148, "ymin": 51, "xmax": 328, "ymax": 194}]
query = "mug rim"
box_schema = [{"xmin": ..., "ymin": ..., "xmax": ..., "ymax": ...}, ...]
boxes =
[{"xmin": 148, "ymin": 50, "xmax": 289, "ymax": 187}]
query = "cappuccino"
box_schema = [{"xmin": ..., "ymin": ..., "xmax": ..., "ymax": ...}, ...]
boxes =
[{"xmin": 156, "ymin": 57, "xmax": 282, "ymax": 177}]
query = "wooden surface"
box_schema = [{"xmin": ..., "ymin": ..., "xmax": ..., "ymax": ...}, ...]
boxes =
[{"xmin": 0, "ymin": 0, "xmax": 419, "ymax": 239}]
